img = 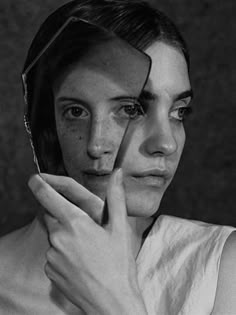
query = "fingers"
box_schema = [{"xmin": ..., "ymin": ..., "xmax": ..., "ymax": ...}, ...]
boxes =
[
  {"xmin": 44, "ymin": 213, "xmax": 59, "ymax": 233},
  {"xmin": 44, "ymin": 258, "xmax": 65, "ymax": 284},
  {"xmin": 40, "ymin": 174, "xmax": 104, "ymax": 224},
  {"xmin": 28, "ymin": 174, "xmax": 89, "ymax": 225},
  {"xmin": 106, "ymin": 168, "xmax": 127, "ymax": 233}
]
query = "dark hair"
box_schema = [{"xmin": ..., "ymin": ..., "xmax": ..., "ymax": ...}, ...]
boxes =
[{"xmin": 23, "ymin": 0, "xmax": 189, "ymax": 174}]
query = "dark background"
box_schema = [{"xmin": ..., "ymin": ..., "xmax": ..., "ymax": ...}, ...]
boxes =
[{"xmin": 0, "ymin": 0, "xmax": 235, "ymax": 236}]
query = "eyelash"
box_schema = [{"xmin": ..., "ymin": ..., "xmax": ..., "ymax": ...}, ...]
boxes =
[
  {"xmin": 170, "ymin": 106, "xmax": 193, "ymax": 122},
  {"xmin": 63, "ymin": 103, "xmax": 145, "ymax": 120},
  {"xmin": 63, "ymin": 105, "xmax": 89, "ymax": 120},
  {"xmin": 62, "ymin": 103, "xmax": 192, "ymax": 123},
  {"xmin": 118, "ymin": 102, "xmax": 145, "ymax": 120}
]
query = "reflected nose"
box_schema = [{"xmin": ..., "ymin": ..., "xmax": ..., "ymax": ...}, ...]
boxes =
[
  {"xmin": 87, "ymin": 117, "xmax": 114, "ymax": 159},
  {"xmin": 143, "ymin": 116, "xmax": 178, "ymax": 157}
]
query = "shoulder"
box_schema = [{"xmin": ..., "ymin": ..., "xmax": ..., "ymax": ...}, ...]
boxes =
[
  {"xmin": 212, "ymin": 231, "xmax": 236, "ymax": 314},
  {"xmin": 0, "ymin": 225, "xmax": 30, "ymax": 277},
  {"xmin": 0, "ymin": 224, "xmax": 29, "ymax": 250}
]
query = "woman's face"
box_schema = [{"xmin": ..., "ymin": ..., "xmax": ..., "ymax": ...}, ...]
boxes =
[{"xmin": 53, "ymin": 41, "xmax": 192, "ymax": 217}]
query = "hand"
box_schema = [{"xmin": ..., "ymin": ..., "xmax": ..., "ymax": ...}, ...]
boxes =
[
  {"xmin": 28, "ymin": 169, "xmax": 147, "ymax": 315},
  {"xmin": 35, "ymin": 173, "xmax": 105, "ymax": 224}
]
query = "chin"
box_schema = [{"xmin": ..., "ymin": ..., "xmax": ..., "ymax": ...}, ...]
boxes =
[
  {"xmin": 72, "ymin": 173, "xmax": 164, "ymax": 218},
  {"xmin": 125, "ymin": 190, "xmax": 163, "ymax": 217},
  {"xmin": 84, "ymin": 185, "xmax": 107, "ymax": 201}
]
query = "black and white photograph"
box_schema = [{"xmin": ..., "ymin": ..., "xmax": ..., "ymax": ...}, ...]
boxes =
[{"xmin": 0, "ymin": 0, "xmax": 235, "ymax": 314}]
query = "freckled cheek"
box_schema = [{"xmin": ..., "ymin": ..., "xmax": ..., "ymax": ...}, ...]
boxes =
[
  {"xmin": 56, "ymin": 119, "xmax": 131, "ymax": 166},
  {"xmin": 56, "ymin": 123, "xmax": 88, "ymax": 163}
]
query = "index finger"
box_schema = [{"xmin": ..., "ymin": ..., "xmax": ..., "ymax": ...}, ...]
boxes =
[
  {"xmin": 28, "ymin": 174, "xmax": 89, "ymax": 224},
  {"xmin": 40, "ymin": 173, "xmax": 104, "ymax": 224}
]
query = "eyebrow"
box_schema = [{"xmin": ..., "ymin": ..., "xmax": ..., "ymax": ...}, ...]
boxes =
[
  {"xmin": 110, "ymin": 95, "xmax": 140, "ymax": 102},
  {"xmin": 55, "ymin": 96, "xmax": 89, "ymax": 107},
  {"xmin": 140, "ymin": 89, "xmax": 194, "ymax": 102},
  {"xmin": 175, "ymin": 89, "xmax": 194, "ymax": 102},
  {"xmin": 55, "ymin": 95, "xmax": 139, "ymax": 105}
]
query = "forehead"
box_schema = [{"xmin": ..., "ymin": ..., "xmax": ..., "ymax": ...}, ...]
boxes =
[
  {"xmin": 53, "ymin": 64, "xmax": 135, "ymax": 101},
  {"xmin": 53, "ymin": 37, "xmax": 151, "ymax": 102},
  {"xmin": 54, "ymin": 41, "xmax": 190, "ymax": 103},
  {"xmin": 144, "ymin": 41, "xmax": 191, "ymax": 96}
]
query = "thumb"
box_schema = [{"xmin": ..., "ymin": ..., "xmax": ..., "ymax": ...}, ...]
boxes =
[{"xmin": 106, "ymin": 168, "xmax": 127, "ymax": 233}]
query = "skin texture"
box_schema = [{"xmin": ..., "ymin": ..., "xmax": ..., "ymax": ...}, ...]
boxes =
[
  {"xmin": 27, "ymin": 42, "xmax": 194, "ymax": 314},
  {"xmin": 5, "ymin": 40, "xmax": 235, "ymax": 314},
  {"xmin": 53, "ymin": 42, "xmax": 192, "ymax": 218},
  {"xmin": 29, "ymin": 170, "xmax": 148, "ymax": 314}
]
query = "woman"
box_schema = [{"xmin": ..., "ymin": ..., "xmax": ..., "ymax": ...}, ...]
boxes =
[{"xmin": 0, "ymin": 0, "xmax": 236, "ymax": 314}]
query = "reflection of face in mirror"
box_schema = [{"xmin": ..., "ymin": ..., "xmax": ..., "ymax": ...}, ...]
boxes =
[{"xmin": 53, "ymin": 41, "xmax": 192, "ymax": 217}]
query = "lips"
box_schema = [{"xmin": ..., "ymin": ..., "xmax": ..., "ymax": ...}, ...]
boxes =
[
  {"xmin": 83, "ymin": 168, "xmax": 172, "ymax": 189},
  {"xmin": 84, "ymin": 169, "xmax": 112, "ymax": 176},
  {"xmin": 82, "ymin": 169, "xmax": 112, "ymax": 198},
  {"xmin": 130, "ymin": 168, "xmax": 171, "ymax": 188},
  {"xmin": 83, "ymin": 170, "xmax": 112, "ymax": 188}
]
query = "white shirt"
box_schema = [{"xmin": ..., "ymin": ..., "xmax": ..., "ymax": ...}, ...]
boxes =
[
  {"xmin": 137, "ymin": 215, "xmax": 235, "ymax": 315},
  {"xmin": 0, "ymin": 215, "xmax": 234, "ymax": 314}
]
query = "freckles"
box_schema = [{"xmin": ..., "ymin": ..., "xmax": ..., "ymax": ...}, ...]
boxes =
[{"xmin": 57, "ymin": 123, "xmax": 87, "ymax": 152}]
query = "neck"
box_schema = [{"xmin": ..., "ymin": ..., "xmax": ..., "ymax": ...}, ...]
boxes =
[{"xmin": 127, "ymin": 216, "xmax": 154, "ymax": 259}]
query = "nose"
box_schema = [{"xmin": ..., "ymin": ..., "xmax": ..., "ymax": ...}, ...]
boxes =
[
  {"xmin": 143, "ymin": 114, "xmax": 178, "ymax": 157},
  {"xmin": 87, "ymin": 116, "xmax": 114, "ymax": 159}
]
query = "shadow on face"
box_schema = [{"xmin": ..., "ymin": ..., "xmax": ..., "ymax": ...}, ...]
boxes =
[{"xmin": 53, "ymin": 41, "xmax": 192, "ymax": 218}]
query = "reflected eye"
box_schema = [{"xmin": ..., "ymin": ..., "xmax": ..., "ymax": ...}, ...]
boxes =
[
  {"xmin": 119, "ymin": 102, "xmax": 145, "ymax": 120},
  {"xmin": 170, "ymin": 106, "xmax": 192, "ymax": 122},
  {"xmin": 64, "ymin": 105, "xmax": 89, "ymax": 119}
]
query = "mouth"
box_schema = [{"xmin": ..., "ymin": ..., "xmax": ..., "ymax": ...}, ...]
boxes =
[
  {"xmin": 130, "ymin": 169, "xmax": 171, "ymax": 188},
  {"xmin": 83, "ymin": 169, "xmax": 112, "ymax": 185},
  {"xmin": 84, "ymin": 169, "xmax": 112, "ymax": 176},
  {"xmin": 82, "ymin": 168, "xmax": 172, "ymax": 190},
  {"xmin": 131, "ymin": 175, "xmax": 165, "ymax": 188}
]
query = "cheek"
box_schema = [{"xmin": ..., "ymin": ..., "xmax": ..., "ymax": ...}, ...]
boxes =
[
  {"xmin": 167, "ymin": 125, "xmax": 186, "ymax": 179},
  {"xmin": 176, "ymin": 126, "xmax": 186, "ymax": 158},
  {"xmin": 118, "ymin": 123, "xmax": 144, "ymax": 167},
  {"xmin": 56, "ymin": 122, "xmax": 88, "ymax": 167}
]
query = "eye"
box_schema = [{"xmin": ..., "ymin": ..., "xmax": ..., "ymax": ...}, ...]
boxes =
[
  {"xmin": 170, "ymin": 106, "xmax": 192, "ymax": 122},
  {"xmin": 63, "ymin": 105, "xmax": 89, "ymax": 119},
  {"xmin": 118, "ymin": 102, "xmax": 145, "ymax": 120}
]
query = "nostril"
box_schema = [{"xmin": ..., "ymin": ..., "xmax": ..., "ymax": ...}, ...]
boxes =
[
  {"xmin": 87, "ymin": 141, "xmax": 112, "ymax": 159},
  {"xmin": 143, "ymin": 131, "xmax": 178, "ymax": 157},
  {"xmin": 87, "ymin": 143, "xmax": 103, "ymax": 159}
]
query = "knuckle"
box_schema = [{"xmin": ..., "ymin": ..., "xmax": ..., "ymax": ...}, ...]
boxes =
[
  {"xmin": 93, "ymin": 207, "xmax": 103, "ymax": 224},
  {"xmin": 44, "ymin": 262, "xmax": 49, "ymax": 275},
  {"xmin": 85, "ymin": 196, "xmax": 103, "ymax": 219},
  {"xmin": 64, "ymin": 177, "xmax": 76, "ymax": 190},
  {"xmin": 68, "ymin": 215, "xmax": 81, "ymax": 230},
  {"xmin": 49, "ymin": 233, "xmax": 60, "ymax": 248},
  {"xmin": 44, "ymin": 263, "xmax": 53, "ymax": 280},
  {"xmin": 46, "ymin": 248, "xmax": 54, "ymax": 263},
  {"xmin": 57, "ymin": 177, "xmax": 75, "ymax": 195}
]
